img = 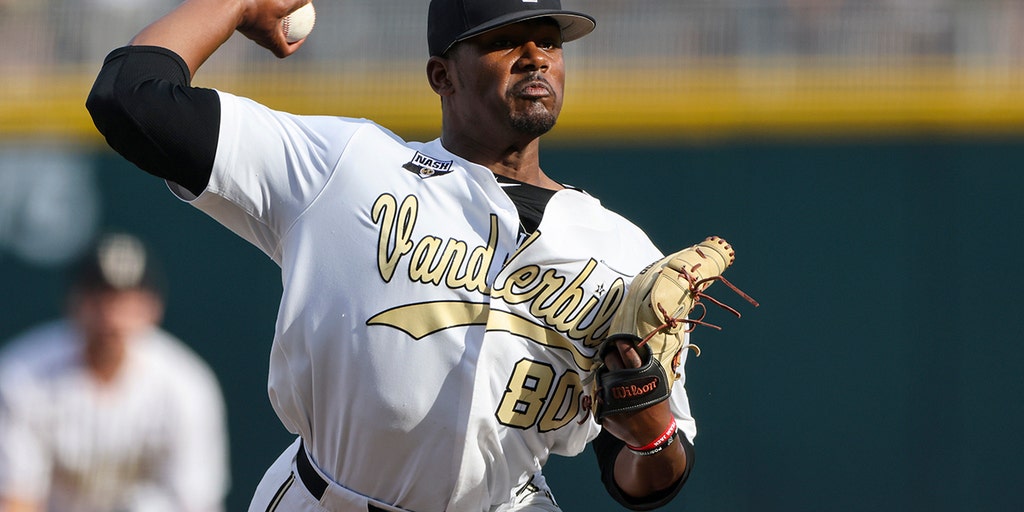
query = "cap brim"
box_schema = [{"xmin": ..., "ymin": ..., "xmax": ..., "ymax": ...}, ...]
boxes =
[{"xmin": 450, "ymin": 10, "xmax": 596, "ymax": 53}]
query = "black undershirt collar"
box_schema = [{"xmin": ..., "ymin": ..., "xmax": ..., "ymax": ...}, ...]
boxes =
[{"xmin": 493, "ymin": 174, "xmax": 579, "ymax": 235}]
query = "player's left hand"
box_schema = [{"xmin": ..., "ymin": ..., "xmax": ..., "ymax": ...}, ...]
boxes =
[{"xmin": 597, "ymin": 338, "xmax": 677, "ymax": 448}]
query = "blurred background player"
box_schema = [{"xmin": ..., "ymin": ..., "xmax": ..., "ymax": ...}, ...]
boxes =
[{"xmin": 0, "ymin": 232, "xmax": 230, "ymax": 512}]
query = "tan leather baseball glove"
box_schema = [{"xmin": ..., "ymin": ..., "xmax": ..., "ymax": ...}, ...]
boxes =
[{"xmin": 590, "ymin": 236, "xmax": 757, "ymax": 422}]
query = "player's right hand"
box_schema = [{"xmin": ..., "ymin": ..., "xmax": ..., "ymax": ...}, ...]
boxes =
[{"xmin": 237, "ymin": 0, "xmax": 311, "ymax": 57}]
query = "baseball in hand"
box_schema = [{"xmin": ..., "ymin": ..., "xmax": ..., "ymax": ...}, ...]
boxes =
[{"xmin": 283, "ymin": 2, "xmax": 316, "ymax": 43}]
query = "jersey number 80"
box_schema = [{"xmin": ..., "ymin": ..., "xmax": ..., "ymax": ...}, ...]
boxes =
[{"xmin": 496, "ymin": 358, "xmax": 584, "ymax": 431}]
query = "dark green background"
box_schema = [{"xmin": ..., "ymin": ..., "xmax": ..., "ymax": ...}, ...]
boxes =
[{"xmin": 2, "ymin": 137, "xmax": 1022, "ymax": 511}]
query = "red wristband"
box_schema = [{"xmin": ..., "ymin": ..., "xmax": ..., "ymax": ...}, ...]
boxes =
[{"xmin": 626, "ymin": 417, "xmax": 678, "ymax": 456}]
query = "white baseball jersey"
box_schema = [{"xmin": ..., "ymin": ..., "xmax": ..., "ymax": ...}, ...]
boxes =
[
  {"xmin": 0, "ymin": 320, "xmax": 229, "ymax": 512},
  {"xmin": 172, "ymin": 91, "xmax": 696, "ymax": 511}
]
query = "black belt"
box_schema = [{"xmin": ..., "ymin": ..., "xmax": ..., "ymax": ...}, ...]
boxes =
[{"xmin": 296, "ymin": 442, "xmax": 388, "ymax": 512}]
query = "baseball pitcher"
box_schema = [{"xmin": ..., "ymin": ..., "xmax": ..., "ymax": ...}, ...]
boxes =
[{"xmin": 86, "ymin": 0, "xmax": 755, "ymax": 510}]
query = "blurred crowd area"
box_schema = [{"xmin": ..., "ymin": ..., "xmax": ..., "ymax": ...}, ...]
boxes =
[
  {"xmin": 0, "ymin": 0, "xmax": 1021, "ymax": 141},
  {"xmin": 0, "ymin": 0, "xmax": 1020, "ymax": 70}
]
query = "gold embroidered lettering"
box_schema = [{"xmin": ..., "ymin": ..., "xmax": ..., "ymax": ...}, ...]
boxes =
[{"xmin": 373, "ymin": 194, "xmax": 417, "ymax": 282}]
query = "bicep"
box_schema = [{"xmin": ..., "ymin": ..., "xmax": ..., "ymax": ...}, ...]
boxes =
[{"xmin": 87, "ymin": 46, "xmax": 220, "ymax": 197}]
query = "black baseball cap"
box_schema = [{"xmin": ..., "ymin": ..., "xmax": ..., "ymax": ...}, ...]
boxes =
[
  {"xmin": 70, "ymin": 232, "xmax": 165, "ymax": 296},
  {"xmin": 428, "ymin": 0, "xmax": 596, "ymax": 56}
]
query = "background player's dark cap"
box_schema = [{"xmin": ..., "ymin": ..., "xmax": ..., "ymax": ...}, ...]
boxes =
[
  {"xmin": 70, "ymin": 232, "xmax": 165, "ymax": 297},
  {"xmin": 428, "ymin": 0, "xmax": 596, "ymax": 57}
]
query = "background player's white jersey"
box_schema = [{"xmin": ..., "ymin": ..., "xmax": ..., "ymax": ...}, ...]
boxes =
[
  {"xmin": 0, "ymin": 320, "xmax": 229, "ymax": 512},
  {"xmin": 174, "ymin": 91, "xmax": 696, "ymax": 511}
]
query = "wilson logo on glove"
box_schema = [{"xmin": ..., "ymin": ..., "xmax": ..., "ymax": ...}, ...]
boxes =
[{"xmin": 611, "ymin": 378, "xmax": 660, "ymax": 399}]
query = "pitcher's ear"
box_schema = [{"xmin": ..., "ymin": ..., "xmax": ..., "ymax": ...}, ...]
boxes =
[{"xmin": 427, "ymin": 56, "xmax": 455, "ymax": 96}]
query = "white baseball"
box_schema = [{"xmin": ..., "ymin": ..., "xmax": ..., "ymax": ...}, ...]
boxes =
[{"xmin": 283, "ymin": 2, "xmax": 316, "ymax": 43}]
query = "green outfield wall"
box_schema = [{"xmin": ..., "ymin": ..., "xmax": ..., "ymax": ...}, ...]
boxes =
[{"xmin": 2, "ymin": 138, "xmax": 1022, "ymax": 511}]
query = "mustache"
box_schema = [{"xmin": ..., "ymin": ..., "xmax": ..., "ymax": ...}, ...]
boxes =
[{"xmin": 510, "ymin": 74, "xmax": 555, "ymax": 96}]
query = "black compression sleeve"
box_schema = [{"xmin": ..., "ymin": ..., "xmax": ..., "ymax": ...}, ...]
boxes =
[
  {"xmin": 86, "ymin": 46, "xmax": 220, "ymax": 197},
  {"xmin": 592, "ymin": 429, "xmax": 694, "ymax": 510}
]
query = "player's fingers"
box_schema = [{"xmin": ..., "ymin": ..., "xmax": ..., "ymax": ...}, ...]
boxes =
[
  {"xmin": 241, "ymin": 30, "xmax": 305, "ymax": 58},
  {"xmin": 602, "ymin": 348, "xmax": 625, "ymax": 371},
  {"xmin": 278, "ymin": 36, "xmax": 307, "ymax": 57},
  {"xmin": 603, "ymin": 338, "xmax": 642, "ymax": 371},
  {"xmin": 237, "ymin": 0, "xmax": 310, "ymax": 57},
  {"xmin": 615, "ymin": 339, "xmax": 643, "ymax": 369}
]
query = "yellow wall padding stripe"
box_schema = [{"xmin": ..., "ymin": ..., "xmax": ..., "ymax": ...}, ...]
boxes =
[{"xmin": 3, "ymin": 59, "xmax": 1022, "ymax": 144}]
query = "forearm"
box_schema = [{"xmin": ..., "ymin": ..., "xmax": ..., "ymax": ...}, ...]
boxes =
[
  {"xmin": 128, "ymin": 0, "xmax": 309, "ymax": 77},
  {"xmin": 128, "ymin": 0, "xmax": 246, "ymax": 77},
  {"xmin": 613, "ymin": 435, "xmax": 688, "ymax": 498},
  {"xmin": 593, "ymin": 426, "xmax": 693, "ymax": 511}
]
